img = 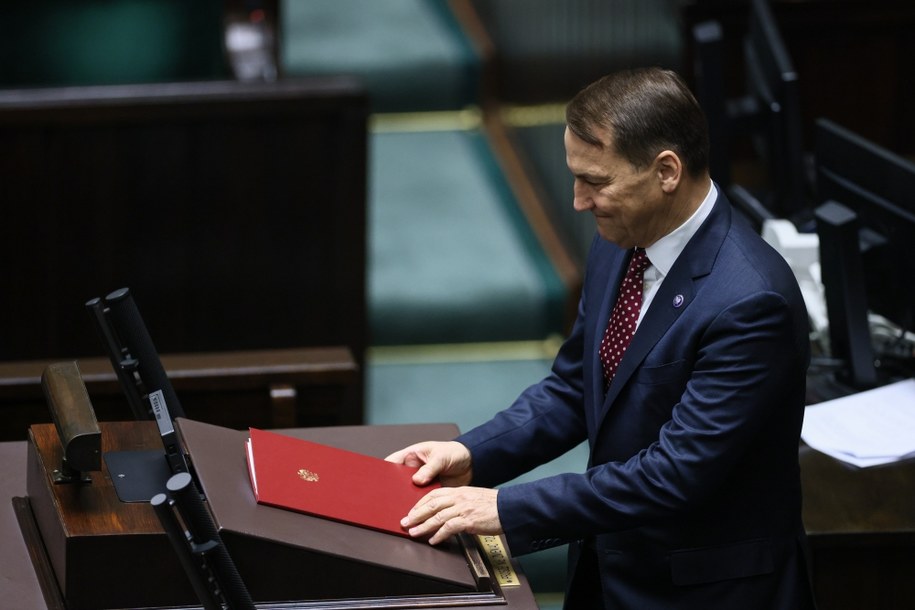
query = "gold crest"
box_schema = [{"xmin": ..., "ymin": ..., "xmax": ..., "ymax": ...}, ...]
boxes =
[{"xmin": 297, "ymin": 468, "xmax": 319, "ymax": 482}]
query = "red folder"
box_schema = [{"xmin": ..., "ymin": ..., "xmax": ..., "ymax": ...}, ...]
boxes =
[{"xmin": 245, "ymin": 427, "xmax": 439, "ymax": 537}]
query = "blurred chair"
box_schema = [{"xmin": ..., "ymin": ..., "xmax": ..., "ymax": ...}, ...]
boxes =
[{"xmin": 280, "ymin": 0, "xmax": 482, "ymax": 112}]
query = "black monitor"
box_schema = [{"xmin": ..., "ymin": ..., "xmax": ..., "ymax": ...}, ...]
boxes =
[
  {"xmin": 814, "ymin": 118, "xmax": 915, "ymax": 389},
  {"xmin": 693, "ymin": 0, "xmax": 807, "ymax": 227}
]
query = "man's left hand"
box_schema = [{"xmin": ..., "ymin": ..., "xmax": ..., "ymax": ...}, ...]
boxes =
[{"xmin": 401, "ymin": 486, "xmax": 501, "ymax": 545}]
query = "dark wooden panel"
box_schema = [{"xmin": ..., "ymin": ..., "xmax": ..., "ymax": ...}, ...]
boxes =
[
  {"xmin": 0, "ymin": 346, "xmax": 359, "ymax": 441},
  {"xmin": 0, "ymin": 78, "xmax": 368, "ymax": 419},
  {"xmin": 26, "ymin": 422, "xmax": 196, "ymax": 608},
  {"xmin": 800, "ymin": 443, "xmax": 915, "ymax": 610}
]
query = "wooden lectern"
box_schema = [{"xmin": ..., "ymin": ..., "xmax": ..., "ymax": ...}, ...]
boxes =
[{"xmin": 21, "ymin": 419, "xmax": 538, "ymax": 609}]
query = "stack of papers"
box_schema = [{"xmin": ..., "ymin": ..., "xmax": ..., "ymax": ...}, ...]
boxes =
[{"xmin": 801, "ymin": 378, "xmax": 915, "ymax": 467}]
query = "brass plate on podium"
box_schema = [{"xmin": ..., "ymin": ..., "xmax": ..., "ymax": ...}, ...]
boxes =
[{"xmin": 22, "ymin": 420, "xmax": 538, "ymax": 609}]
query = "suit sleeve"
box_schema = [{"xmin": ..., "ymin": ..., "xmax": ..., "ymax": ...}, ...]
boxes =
[{"xmin": 494, "ymin": 288, "xmax": 807, "ymax": 554}]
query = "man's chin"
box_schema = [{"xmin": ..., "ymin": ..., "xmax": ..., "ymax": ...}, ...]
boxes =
[{"xmin": 595, "ymin": 226, "xmax": 622, "ymax": 246}]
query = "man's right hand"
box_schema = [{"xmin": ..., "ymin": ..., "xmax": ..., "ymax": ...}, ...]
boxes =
[{"xmin": 385, "ymin": 441, "xmax": 473, "ymax": 488}]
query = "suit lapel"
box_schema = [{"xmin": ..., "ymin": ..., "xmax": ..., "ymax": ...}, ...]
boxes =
[{"xmin": 596, "ymin": 192, "xmax": 732, "ymax": 430}]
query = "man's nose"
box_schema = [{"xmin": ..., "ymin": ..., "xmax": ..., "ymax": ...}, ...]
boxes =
[{"xmin": 572, "ymin": 184, "xmax": 592, "ymax": 212}]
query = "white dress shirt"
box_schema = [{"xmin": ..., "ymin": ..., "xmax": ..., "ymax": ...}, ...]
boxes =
[{"xmin": 637, "ymin": 181, "xmax": 716, "ymax": 327}]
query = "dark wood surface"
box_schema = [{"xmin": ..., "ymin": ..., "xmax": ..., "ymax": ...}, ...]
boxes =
[
  {"xmin": 4, "ymin": 426, "xmax": 912, "ymax": 608},
  {"xmin": 801, "ymin": 444, "xmax": 915, "ymax": 541},
  {"xmin": 799, "ymin": 444, "xmax": 915, "ymax": 609},
  {"xmin": 0, "ymin": 346, "xmax": 359, "ymax": 441},
  {"xmin": 181, "ymin": 419, "xmax": 514, "ymax": 604},
  {"xmin": 5, "ymin": 421, "xmax": 540, "ymax": 609},
  {"xmin": 1, "ymin": 440, "xmax": 45, "ymax": 607},
  {"xmin": 26, "ymin": 422, "xmax": 195, "ymax": 608}
]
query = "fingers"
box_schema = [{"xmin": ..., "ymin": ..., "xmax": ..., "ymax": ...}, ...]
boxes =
[
  {"xmin": 400, "ymin": 487, "xmax": 501, "ymax": 545},
  {"xmin": 385, "ymin": 443, "xmax": 442, "ymax": 485},
  {"xmin": 401, "ymin": 492, "xmax": 459, "ymax": 544},
  {"xmin": 384, "ymin": 441, "xmax": 474, "ymax": 487},
  {"xmin": 384, "ymin": 443, "xmax": 426, "ymax": 467},
  {"xmin": 403, "ymin": 488, "xmax": 452, "ymax": 529},
  {"xmin": 412, "ymin": 462, "xmax": 440, "ymax": 486}
]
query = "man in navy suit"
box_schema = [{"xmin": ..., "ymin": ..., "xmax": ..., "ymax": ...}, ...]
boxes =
[{"xmin": 388, "ymin": 68, "xmax": 815, "ymax": 609}]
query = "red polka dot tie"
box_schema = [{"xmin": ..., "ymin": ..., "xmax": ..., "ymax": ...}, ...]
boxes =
[{"xmin": 600, "ymin": 248, "xmax": 650, "ymax": 387}]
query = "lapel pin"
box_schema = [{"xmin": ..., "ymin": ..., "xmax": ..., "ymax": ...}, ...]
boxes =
[{"xmin": 672, "ymin": 294, "xmax": 685, "ymax": 308}]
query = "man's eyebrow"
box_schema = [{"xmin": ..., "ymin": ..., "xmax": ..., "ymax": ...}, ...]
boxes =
[{"xmin": 575, "ymin": 171, "xmax": 611, "ymax": 183}]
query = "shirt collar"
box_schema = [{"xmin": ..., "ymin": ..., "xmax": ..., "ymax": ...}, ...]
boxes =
[{"xmin": 644, "ymin": 181, "xmax": 716, "ymax": 277}]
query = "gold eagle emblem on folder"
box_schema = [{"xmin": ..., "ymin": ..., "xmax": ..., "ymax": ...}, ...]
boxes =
[{"xmin": 297, "ymin": 469, "xmax": 319, "ymax": 482}]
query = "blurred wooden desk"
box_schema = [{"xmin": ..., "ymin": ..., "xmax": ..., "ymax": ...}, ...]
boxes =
[
  {"xmin": 800, "ymin": 444, "xmax": 915, "ymax": 610},
  {"xmin": 0, "ymin": 346, "xmax": 360, "ymax": 441}
]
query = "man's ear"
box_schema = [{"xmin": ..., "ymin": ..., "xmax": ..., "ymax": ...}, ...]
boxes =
[{"xmin": 655, "ymin": 150, "xmax": 682, "ymax": 193}]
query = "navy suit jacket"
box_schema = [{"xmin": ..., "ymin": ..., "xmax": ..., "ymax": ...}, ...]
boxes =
[{"xmin": 457, "ymin": 191, "xmax": 815, "ymax": 609}]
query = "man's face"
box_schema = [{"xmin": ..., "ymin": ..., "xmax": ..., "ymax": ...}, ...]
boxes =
[{"xmin": 564, "ymin": 126, "xmax": 664, "ymax": 249}]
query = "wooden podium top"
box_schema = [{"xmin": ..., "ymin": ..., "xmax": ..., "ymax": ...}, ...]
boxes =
[
  {"xmin": 179, "ymin": 418, "xmax": 481, "ymax": 597},
  {"xmin": 7, "ymin": 420, "xmax": 539, "ymax": 609}
]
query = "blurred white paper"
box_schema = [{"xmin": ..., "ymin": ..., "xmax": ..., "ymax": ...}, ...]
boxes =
[{"xmin": 801, "ymin": 378, "xmax": 915, "ymax": 467}]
